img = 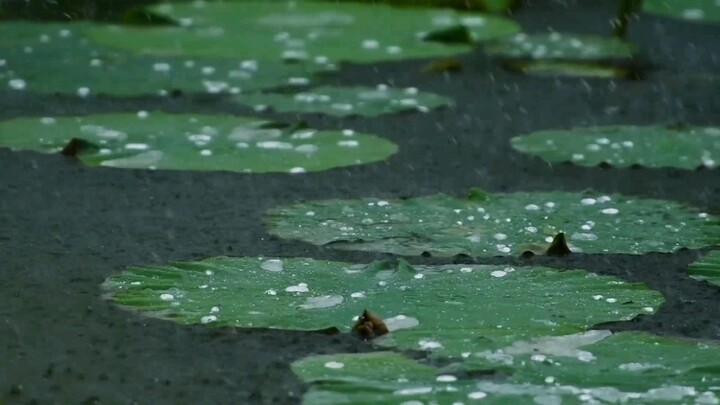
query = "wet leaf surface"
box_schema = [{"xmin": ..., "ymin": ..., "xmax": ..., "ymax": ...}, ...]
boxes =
[
  {"xmin": 511, "ymin": 125, "xmax": 720, "ymax": 170},
  {"xmin": 294, "ymin": 331, "xmax": 720, "ymax": 404},
  {"xmin": 266, "ymin": 189, "xmax": 719, "ymax": 257},
  {"xmin": 0, "ymin": 113, "xmax": 397, "ymax": 173},
  {"xmin": 86, "ymin": 1, "xmax": 519, "ymax": 64},
  {"xmin": 236, "ymin": 85, "xmax": 453, "ymax": 117},
  {"xmin": 485, "ymin": 32, "xmax": 638, "ymax": 78},
  {"xmin": 0, "ymin": 22, "xmax": 323, "ymax": 96},
  {"xmin": 644, "ymin": 0, "xmax": 720, "ymax": 23},
  {"xmin": 103, "ymin": 257, "xmax": 661, "ymax": 359}
]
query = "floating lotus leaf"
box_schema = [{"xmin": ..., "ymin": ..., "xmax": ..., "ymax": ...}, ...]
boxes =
[
  {"xmin": 644, "ymin": 0, "xmax": 720, "ymax": 23},
  {"xmin": 294, "ymin": 332, "xmax": 720, "ymax": 404},
  {"xmin": 0, "ymin": 21, "xmax": 324, "ymax": 96},
  {"xmin": 511, "ymin": 125, "xmax": 720, "ymax": 170},
  {"xmin": 266, "ymin": 189, "xmax": 719, "ymax": 257},
  {"xmin": 237, "ymin": 85, "xmax": 454, "ymax": 117},
  {"xmin": 102, "ymin": 257, "xmax": 661, "ymax": 358},
  {"xmin": 485, "ymin": 33, "xmax": 636, "ymax": 60},
  {"xmin": 485, "ymin": 32, "xmax": 637, "ymax": 78},
  {"xmin": 86, "ymin": 1, "xmax": 519, "ymax": 63},
  {"xmin": 0, "ymin": 113, "xmax": 397, "ymax": 173}
]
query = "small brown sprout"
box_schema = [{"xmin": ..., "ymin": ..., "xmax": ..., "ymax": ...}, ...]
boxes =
[
  {"xmin": 352, "ymin": 309, "xmax": 389, "ymax": 340},
  {"xmin": 60, "ymin": 137, "xmax": 98, "ymax": 157},
  {"xmin": 545, "ymin": 232, "xmax": 572, "ymax": 256}
]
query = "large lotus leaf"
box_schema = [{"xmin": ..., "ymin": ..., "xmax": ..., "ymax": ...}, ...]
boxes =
[
  {"xmin": 644, "ymin": 0, "xmax": 720, "ymax": 23},
  {"xmin": 688, "ymin": 250, "xmax": 720, "ymax": 286},
  {"xmin": 236, "ymin": 85, "xmax": 454, "ymax": 117},
  {"xmin": 103, "ymin": 256, "xmax": 662, "ymax": 359},
  {"xmin": 266, "ymin": 190, "xmax": 720, "ymax": 257},
  {"xmin": 86, "ymin": 1, "xmax": 520, "ymax": 64},
  {"xmin": 294, "ymin": 332, "xmax": 720, "ymax": 404},
  {"xmin": 511, "ymin": 125, "xmax": 720, "ymax": 170},
  {"xmin": 0, "ymin": 113, "xmax": 397, "ymax": 173},
  {"xmin": 0, "ymin": 21, "xmax": 325, "ymax": 96}
]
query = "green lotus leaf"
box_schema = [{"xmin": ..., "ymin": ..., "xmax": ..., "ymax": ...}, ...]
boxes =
[
  {"xmin": 485, "ymin": 32, "xmax": 637, "ymax": 78},
  {"xmin": 511, "ymin": 125, "xmax": 720, "ymax": 170},
  {"xmin": 486, "ymin": 32, "xmax": 636, "ymax": 60},
  {"xmin": 688, "ymin": 250, "xmax": 720, "ymax": 286},
  {"xmin": 86, "ymin": 1, "xmax": 520, "ymax": 64},
  {"xmin": 644, "ymin": 0, "xmax": 720, "ymax": 23},
  {"xmin": 294, "ymin": 332, "xmax": 720, "ymax": 404},
  {"xmin": 236, "ymin": 85, "xmax": 454, "ymax": 117},
  {"xmin": 266, "ymin": 190, "xmax": 720, "ymax": 257},
  {"xmin": 0, "ymin": 21, "xmax": 324, "ymax": 96},
  {"xmin": 0, "ymin": 113, "xmax": 397, "ymax": 173},
  {"xmin": 316, "ymin": 0, "xmax": 517, "ymax": 13},
  {"xmin": 103, "ymin": 256, "xmax": 662, "ymax": 359}
]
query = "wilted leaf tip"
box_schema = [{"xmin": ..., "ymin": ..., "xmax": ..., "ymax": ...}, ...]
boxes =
[
  {"xmin": 352, "ymin": 309, "xmax": 389, "ymax": 340},
  {"xmin": 545, "ymin": 232, "xmax": 572, "ymax": 256}
]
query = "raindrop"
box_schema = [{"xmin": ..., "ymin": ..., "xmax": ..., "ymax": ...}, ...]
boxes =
[
  {"xmin": 385, "ymin": 315, "xmax": 419, "ymax": 331},
  {"xmin": 285, "ymin": 283, "xmax": 309, "ymax": 293},
  {"xmin": 338, "ymin": 140, "xmax": 359, "ymax": 148},
  {"xmin": 8, "ymin": 79, "xmax": 27, "ymax": 90},
  {"xmin": 261, "ymin": 259, "xmax": 283, "ymax": 272},
  {"xmin": 531, "ymin": 354, "xmax": 547, "ymax": 362},
  {"xmin": 153, "ymin": 63, "xmax": 171, "ymax": 72},
  {"xmin": 418, "ymin": 339, "xmax": 443, "ymax": 350},
  {"xmin": 362, "ymin": 39, "xmax": 380, "ymax": 49},
  {"xmin": 201, "ymin": 315, "xmax": 217, "ymax": 324},
  {"xmin": 298, "ymin": 295, "xmax": 343, "ymax": 309},
  {"xmin": 394, "ymin": 387, "xmax": 432, "ymax": 396}
]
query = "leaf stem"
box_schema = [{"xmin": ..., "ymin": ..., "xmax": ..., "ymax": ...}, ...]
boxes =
[{"xmin": 613, "ymin": 0, "xmax": 643, "ymax": 40}]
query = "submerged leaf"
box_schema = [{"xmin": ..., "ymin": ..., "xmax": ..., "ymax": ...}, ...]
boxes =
[
  {"xmin": 688, "ymin": 250, "xmax": 720, "ymax": 286},
  {"xmin": 266, "ymin": 190, "xmax": 719, "ymax": 257},
  {"xmin": 421, "ymin": 57, "xmax": 463, "ymax": 73},
  {"xmin": 0, "ymin": 113, "xmax": 397, "ymax": 173}
]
